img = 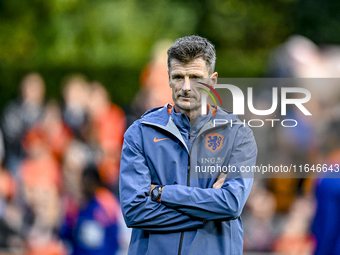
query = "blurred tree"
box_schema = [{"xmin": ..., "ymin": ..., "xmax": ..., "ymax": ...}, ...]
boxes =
[
  {"xmin": 0, "ymin": 0, "xmax": 339, "ymax": 110},
  {"xmin": 0, "ymin": 0, "xmax": 199, "ymax": 109},
  {"xmin": 293, "ymin": 0, "xmax": 340, "ymax": 44}
]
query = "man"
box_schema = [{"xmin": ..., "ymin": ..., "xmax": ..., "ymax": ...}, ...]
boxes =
[{"xmin": 120, "ymin": 35, "xmax": 257, "ymax": 255}]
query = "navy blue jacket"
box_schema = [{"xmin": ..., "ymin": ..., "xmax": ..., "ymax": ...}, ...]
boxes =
[{"xmin": 119, "ymin": 105, "xmax": 257, "ymax": 255}]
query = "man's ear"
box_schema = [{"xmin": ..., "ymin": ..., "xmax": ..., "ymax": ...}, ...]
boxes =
[{"xmin": 210, "ymin": 72, "xmax": 218, "ymax": 86}]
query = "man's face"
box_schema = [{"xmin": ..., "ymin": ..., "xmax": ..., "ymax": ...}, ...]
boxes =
[{"xmin": 168, "ymin": 58, "xmax": 217, "ymax": 112}]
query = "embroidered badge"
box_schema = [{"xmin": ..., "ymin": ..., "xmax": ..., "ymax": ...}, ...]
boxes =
[{"xmin": 205, "ymin": 133, "xmax": 224, "ymax": 152}]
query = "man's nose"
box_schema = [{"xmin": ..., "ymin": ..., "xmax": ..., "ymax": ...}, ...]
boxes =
[{"xmin": 182, "ymin": 76, "xmax": 190, "ymax": 91}]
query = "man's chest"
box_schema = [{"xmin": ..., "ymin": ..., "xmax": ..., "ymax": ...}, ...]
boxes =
[{"xmin": 142, "ymin": 126, "xmax": 234, "ymax": 186}]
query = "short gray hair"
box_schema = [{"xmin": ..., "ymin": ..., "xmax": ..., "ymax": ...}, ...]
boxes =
[{"xmin": 167, "ymin": 35, "xmax": 216, "ymax": 74}]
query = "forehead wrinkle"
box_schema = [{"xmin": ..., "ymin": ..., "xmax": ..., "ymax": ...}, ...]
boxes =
[{"xmin": 169, "ymin": 59, "xmax": 209, "ymax": 77}]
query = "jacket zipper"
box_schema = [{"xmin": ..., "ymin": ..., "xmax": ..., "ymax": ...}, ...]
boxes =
[
  {"xmin": 178, "ymin": 164, "xmax": 190, "ymax": 255},
  {"xmin": 177, "ymin": 125, "xmax": 226, "ymax": 255},
  {"xmin": 143, "ymin": 121, "xmax": 228, "ymax": 255},
  {"xmin": 178, "ymin": 131, "xmax": 191, "ymax": 255}
]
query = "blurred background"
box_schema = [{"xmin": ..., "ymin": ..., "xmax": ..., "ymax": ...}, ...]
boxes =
[{"xmin": 1, "ymin": 0, "xmax": 340, "ymax": 254}]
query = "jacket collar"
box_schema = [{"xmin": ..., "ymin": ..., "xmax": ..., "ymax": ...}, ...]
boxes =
[
  {"xmin": 141, "ymin": 104, "xmax": 189, "ymax": 153},
  {"xmin": 141, "ymin": 103, "xmax": 238, "ymax": 127},
  {"xmin": 141, "ymin": 104, "xmax": 172, "ymax": 126},
  {"xmin": 141, "ymin": 104, "xmax": 240, "ymax": 154}
]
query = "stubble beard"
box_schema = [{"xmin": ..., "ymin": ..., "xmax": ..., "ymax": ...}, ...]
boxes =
[{"xmin": 173, "ymin": 94, "xmax": 201, "ymax": 112}]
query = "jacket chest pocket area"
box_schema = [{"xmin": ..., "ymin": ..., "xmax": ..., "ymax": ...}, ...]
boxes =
[{"xmin": 144, "ymin": 140, "xmax": 188, "ymax": 185}]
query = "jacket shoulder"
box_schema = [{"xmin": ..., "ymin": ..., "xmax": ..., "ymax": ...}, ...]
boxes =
[
  {"xmin": 141, "ymin": 105, "xmax": 170, "ymax": 126},
  {"xmin": 141, "ymin": 106, "xmax": 164, "ymax": 118},
  {"xmin": 124, "ymin": 119, "xmax": 143, "ymax": 140},
  {"xmin": 213, "ymin": 106, "xmax": 255, "ymax": 138}
]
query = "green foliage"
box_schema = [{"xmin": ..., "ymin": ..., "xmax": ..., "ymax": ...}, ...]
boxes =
[{"xmin": 0, "ymin": 0, "xmax": 339, "ymax": 110}]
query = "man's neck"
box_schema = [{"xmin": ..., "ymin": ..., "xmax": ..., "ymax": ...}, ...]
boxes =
[{"xmin": 174, "ymin": 105, "xmax": 202, "ymax": 126}]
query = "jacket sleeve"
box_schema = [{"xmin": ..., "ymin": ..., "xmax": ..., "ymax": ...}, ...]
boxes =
[
  {"xmin": 119, "ymin": 123, "xmax": 204, "ymax": 232},
  {"xmin": 160, "ymin": 127, "xmax": 257, "ymax": 221}
]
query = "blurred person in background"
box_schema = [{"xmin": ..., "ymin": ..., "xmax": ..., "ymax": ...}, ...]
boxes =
[
  {"xmin": 62, "ymin": 75, "xmax": 90, "ymax": 140},
  {"xmin": 1, "ymin": 73, "xmax": 45, "ymax": 174},
  {"xmin": 312, "ymin": 175, "xmax": 340, "ymax": 255},
  {"xmin": 243, "ymin": 182, "xmax": 282, "ymax": 252},
  {"xmin": 60, "ymin": 164, "xmax": 121, "ymax": 255},
  {"xmin": 273, "ymin": 197, "xmax": 315, "ymax": 255},
  {"xmin": 24, "ymin": 101, "xmax": 73, "ymax": 163},
  {"xmin": 127, "ymin": 40, "xmax": 173, "ymax": 126},
  {"xmin": 0, "ymin": 130, "xmax": 23, "ymax": 253},
  {"xmin": 311, "ymin": 119, "xmax": 340, "ymax": 255},
  {"xmin": 244, "ymin": 35, "xmax": 340, "ymax": 255},
  {"xmin": 18, "ymin": 125, "xmax": 64, "ymax": 255},
  {"xmin": 23, "ymin": 183, "xmax": 65, "ymax": 255},
  {"xmin": 60, "ymin": 140, "xmax": 92, "ymax": 239},
  {"xmin": 0, "ymin": 170, "xmax": 23, "ymax": 253},
  {"xmin": 0, "ymin": 129, "xmax": 5, "ymax": 163},
  {"xmin": 19, "ymin": 116, "xmax": 61, "ymax": 194},
  {"xmin": 259, "ymin": 36, "xmax": 340, "ymax": 213},
  {"xmin": 264, "ymin": 37, "xmax": 321, "ymax": 210},
  {"xmin": 86, "ymin": 82, "xmax": 126, "ymax": 194}
]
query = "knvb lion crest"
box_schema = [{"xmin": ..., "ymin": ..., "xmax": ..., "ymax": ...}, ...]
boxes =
[{"xmin": 205, "ymin": 133, "xmax": 224, "ymax": 152}]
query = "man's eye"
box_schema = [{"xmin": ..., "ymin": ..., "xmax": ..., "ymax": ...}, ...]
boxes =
[
  {"xmin": 191, "ymin": 77, "xmax": 202, "ymax": 82},
  {"xmin": 173, "ymin": 76, "xmax": 183, "ymax": 80}
]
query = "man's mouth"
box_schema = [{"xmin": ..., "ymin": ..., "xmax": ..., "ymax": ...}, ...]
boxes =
[{"xmin": 179, "ymin": 95, "xmax": 193, "ymax": 100}]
